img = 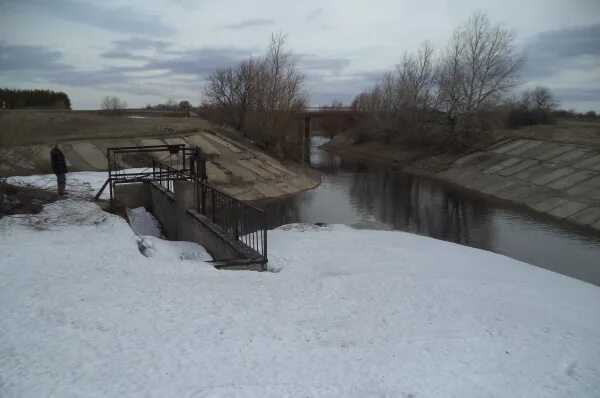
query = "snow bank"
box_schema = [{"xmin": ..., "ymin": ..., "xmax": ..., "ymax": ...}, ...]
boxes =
[
  {"xmin": 17, "ymin": 199, "xmax": 110, "ymax": 229},
  {"xmin": 126, "ymin": 206, "xmax": 163, "ymax": 238},
  {"xmin": 1, "ymin": 201, "xmax": 599, "ymax": 397},
  {"xmin": 7, "ymin": 168, "xmax": 148, "ymax": 200},
  {"xmin": 125, "ymin": 206, "xmax": 212, "ymax": 262},
  {"xmin": 138, "ymin": 235, "xmax": 213, "ymax": 262}
]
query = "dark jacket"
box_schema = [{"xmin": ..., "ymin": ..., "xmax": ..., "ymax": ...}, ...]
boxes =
[{"xmin": 50, "ymin": 148, "xmax": 68, "ymax": 175}]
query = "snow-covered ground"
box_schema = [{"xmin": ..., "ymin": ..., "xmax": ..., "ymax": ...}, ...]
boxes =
[
  {"xmin": 7, "ymin": 169, "xmax": 149, "ymax": 200},
  {"xmin": 1, "ymin": 200, "xmax": 599, "ymax": 397}
]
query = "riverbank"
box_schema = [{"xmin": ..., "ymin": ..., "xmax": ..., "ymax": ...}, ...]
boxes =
[
  {"xmin": 1, "ymin": 111, "xmax": 320, "ymax": 202},
  {"xmin": 323, "ymin": 122, "xmax": 600, "ymax": 233}
]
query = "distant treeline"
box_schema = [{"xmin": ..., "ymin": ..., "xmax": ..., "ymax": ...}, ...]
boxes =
[{"xmin": 0, "ymin": 89, "xmax": 71, "ymax": 110}]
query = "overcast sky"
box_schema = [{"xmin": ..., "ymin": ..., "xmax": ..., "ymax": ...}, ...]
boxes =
[{"xmin": 1, "ymin": 0, "xmax": 599, "ymax": 111}]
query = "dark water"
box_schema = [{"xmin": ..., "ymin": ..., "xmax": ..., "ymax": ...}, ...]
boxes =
[{"xmin": 263, "ymin": 137, "xmax": 600, "ymax": 286}]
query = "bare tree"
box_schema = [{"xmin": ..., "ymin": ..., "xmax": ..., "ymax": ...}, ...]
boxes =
[
  {"xmin": 204, "ymin": 33, "xmax": 307, "ymax": 157},
  {"xmin": 440, "ymin": 11, "xmax": 525, "ymax": 143},
  {"xmin": 438, "ymin": 35, "xmax": 466, "ymax": 117},
  {"xmin": 508, "ymin": 85, "xmax": 558, "ymax": 127},
  {"xmin": 529, "ymin": 86, "xmax": 558, "ymax": 112},
  {"xmin": 397, "ymin": 41, "xmax": 437, "ymax": 113},
  {"xmin": 101, "ymin": 96, "xmax": 127, "ymax": 111},
  {"xmin": 204, "ymin": 58, "xmax": 261, "ymax": 134}
]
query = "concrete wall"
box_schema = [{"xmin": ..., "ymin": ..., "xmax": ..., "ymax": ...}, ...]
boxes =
[
  {"xmin": 149, "ymin": 184, "xmax": 178, "ymax": 240},
  {"xmin": 114, "ymin": 183, "xmax": 152, "ymax": 210},
  {"xmin": 149, "ymin": 181, "xmax": 254, "ymax": 264}
]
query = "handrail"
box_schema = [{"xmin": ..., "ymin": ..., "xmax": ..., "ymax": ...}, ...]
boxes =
[
  {"xmin": 155, "ymin": 160, "xmax": 268, "ymax": 262},
  {"xmin": 104, "ymin": 144, "xmax": 268, "ymax": 264}
]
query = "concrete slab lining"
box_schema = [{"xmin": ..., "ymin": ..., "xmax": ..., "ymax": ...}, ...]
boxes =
[
  {"xmin": 250, "ymin": 158, "xmax": 286, "ymax": 177},
  {"xmin": 532, "ymin": 197, "xmax": 568, "ymax": 213},
  {"xmin": 515, "ymin": 164, "xmax": 547, "ymax": 180},
  {"xmin": 572, "ymin": 154, "xmax": 600, "ymax": 170},
  {"xmin": 534, "ymin": 145, "xmax": 574, "ymax": 161},
  {"xmin": 454, "ymin": 151, "xmax": 489, "ymax": 166},
  {"xmin": 70, "ymin": 142, "xmax": 109, "ymax": 170},
  {"xmin": 566, "ymin": 175, "xmax": 600, "ymax": 197},
  {"xmin": 507, "ymin": 140, "xmax": 544, "ymax": 156},
  {"xmin": 206, "ymin": 161, "xmax": 231, "ymax": 184},
  {"xmin": 550, "ymin": 148, "xmax": 595, "ymax": 165},
  {"xmin": 483, "ymin": 157, "xmax": 521, "ymax": 175},
  {"xmin": 238, "ymin": 159, "xmax": 274, "ymax": 179},
  {"xmin": 205, "ymin": 134, "xmax": 242, "ymax": 153},
  {"xmin": 547, "ymin": 170, "xmax": 596, "ymax": 190},
  {"xmin": 498, "ymin": 159, "xmax": 538, "ymax": 177},
  {"xmin": 493, "ymin": 139, "xmax": 526, "ymax": 154},
  {"xmin": 567, "ymin": 207, "xmax": 600, "ymax": 226},
  {"xmin": 520, "ymin": 142, "xmax": 559, "ymax": 159},
  {"xmin": 548, "ymin": 201, "xmax": 588, "ymax": 219},
  {"xmin": 474, "ymin": 154, "xmax": 507, "ymax": 171},
  {"xmin": 183, "ymin": 134, "xmax": 221, "ymax": 157},
  {"xmin": 532, "ymin": 168, "xmax": 575, "ymax": 186}
]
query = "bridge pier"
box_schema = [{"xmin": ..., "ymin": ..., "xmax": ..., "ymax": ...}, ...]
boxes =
[{"xmin": 302, "ymin": 116, "xmax": 311, "ymax": 163}]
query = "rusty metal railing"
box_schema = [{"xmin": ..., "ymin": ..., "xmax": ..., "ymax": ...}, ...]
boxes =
[
  {"xmin": 102, "ymin": 144, "xmax": 268, "ymax": 264},
  {"xmin": 192, "ymin": 174, "xmax": 267, "ymax": 262}
]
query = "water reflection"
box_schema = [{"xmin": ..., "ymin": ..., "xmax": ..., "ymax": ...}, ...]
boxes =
[{"xmin": 262, "ymin": 137, "xmax": 600, "ymax": 286}]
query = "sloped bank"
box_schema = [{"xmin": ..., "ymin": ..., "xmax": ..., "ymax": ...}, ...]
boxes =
[
  {"xmin": 438, "ymin": 138, "xmax": 600, "ymax": 232},
  {"xmin": 2, "ymin": 128, "xmax": 320, "ymax": 203},
  {"xmin": 324, "ymin": 136, "xmax": 600, "ymax": 233}
]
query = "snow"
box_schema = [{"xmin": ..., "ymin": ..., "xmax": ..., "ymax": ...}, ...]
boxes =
[
  {"xmin": 126, "ymin": 206, "xmax": 163, "ymax": 238},
  {"xmin": 1, "ymin": 200, "xmax": 599, "ymax": 397},
  {"xmin": 137, "ymin": 235, "xmax": 213, "ymax": 262},
  {"xmin": 124, "ymin": 205, "xmax": 213, "ymax": 262},
  {"xmin": 7, "ymin": 168, "xmax": 149, "ymax": 200}
]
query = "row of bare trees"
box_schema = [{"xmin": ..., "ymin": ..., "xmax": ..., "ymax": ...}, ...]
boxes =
[
  {"xmin": 101, "ymin": 96, "xmax": 127, "ymax": 112},
  {"xmin": 203, "ymin": 34, "xmax": 308, "ymax": 158},
  {"xmin": 352, "ymin": 11, "xmax": 527, "ymax": 147},
  {"xmin": 507, "ymin": 86, "xmax": 559, "ymax": 127}
]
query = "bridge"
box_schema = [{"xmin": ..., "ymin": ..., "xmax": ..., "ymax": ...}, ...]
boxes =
[{"xmin": 297, "ymin": 107, "xmax": 363, "ymax": 162}]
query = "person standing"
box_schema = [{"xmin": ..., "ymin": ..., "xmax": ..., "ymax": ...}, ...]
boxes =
[{"xmin": 50, "ymin": 144, "xmax": 68, "ymax": 196}]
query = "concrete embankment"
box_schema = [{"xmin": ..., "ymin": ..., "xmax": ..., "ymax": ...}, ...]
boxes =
[
  {"xmin": 1, "ymin": 130, "xmax": 320, "ymax": 202},
  {"xmin": 325, "ymin": 137, "xmax": 600, "ymax": 232},
  {"xmin": 440, "ymin": 139, "xmax": 600, "ymax": 232}
]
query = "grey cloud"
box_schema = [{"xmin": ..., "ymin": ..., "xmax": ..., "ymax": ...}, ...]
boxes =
[
  {"xmin": 297, "ymin": 54, "xmax": 351, "ymax": 75},
  {"xmin": 146, "ymin": 47, "xmax": 253, "ymax": 77},
  {"xmin": 305, "ymin": 7, "xmax": 325, "ymax": 21},
  {"xmin": 0, "ymin": 44, "xmax": 72, "ymax": 72},
  {"xmin": 523, "ymin": 22, "xmax": 600, "ymax": 78},
  {"xmin": 2, "ymin": 42, "xmax": 252, "ymax": 87},
  {"xmin": 100, "ymin": 37, "xmax": 174, "ymax": 61},
  {"xmin": 220, "ymin": 19, "xmax": 275, "ymax": 30},
  {"xmin": 307, "ymin": 70, "xmax": 384, "ymax": 105},
  {"xmin": 5, "ymin": 0, "xmax": 174, "ymax": 36},
  {"xmin": 111, "ymin": 37, "xmax": 172, "ymax": 52},
  {"xmin": 553, "ymin": 88, "xmax": 600, "ymax": 102},
  {"xmin": 100, "ymin": 50, "xmax": 149, "ymax": 61}
]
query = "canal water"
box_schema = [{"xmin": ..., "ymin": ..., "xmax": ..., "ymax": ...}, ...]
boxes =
[{"xmin": 263, "ymin": 137, "xmax": 600, "ymax": 286}]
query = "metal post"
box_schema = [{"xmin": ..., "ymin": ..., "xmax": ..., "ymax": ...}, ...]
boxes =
[
  {"xmin": 201, "ymin": 181, "xmax": 206, "ymax": 215},
  {"xmin": 233, "ymin": 202, "xmax": 239, "ymax": 240},
  {"xmin": 263, "ymin": 216, "xmax": 268, "ymax": 260},
  {"xmin": 211, "ymin": 191, "xmax": 216, "ymax": 223},
  {"xmin": 109, "ymin": 180, "xmax": 114, "ymax": 210}
]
